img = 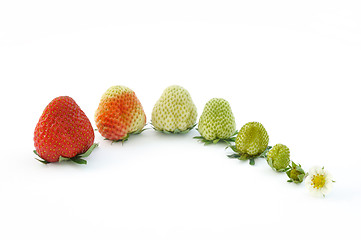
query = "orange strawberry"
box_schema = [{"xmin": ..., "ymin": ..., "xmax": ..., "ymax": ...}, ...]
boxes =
[
  {"xmin": 34, "ymin": 96, "xmax": 97, "ymax": 164},
  {"xmin": 95, "ymin": 85, "xmax": 146, "ymax": 142}
]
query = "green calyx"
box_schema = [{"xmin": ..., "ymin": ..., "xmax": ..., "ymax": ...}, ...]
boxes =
[
  {"xmin": 286, "ymin": 161, "xmax": 305, "ymax": 183},
  {"xmin": 151, "ymin": 122, "xmax": 197, "ymax": 134},
  {"xmin": 34, "ymin": 143, "xmax": 99, "ymax": 165},
  {"xmin": 194, "ymin": 130, "xmax": 238, "ymax": 145},
  {"xmin": 227, "ymin": 145, "xmax": 272, "ymax": 165},
  {"xmin": 105, "ymin": 127, "xmax": 148, "ymax": 144}
]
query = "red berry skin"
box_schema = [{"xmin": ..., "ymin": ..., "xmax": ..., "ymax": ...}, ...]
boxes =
[{"xmin": 34, "ymin": 96, "xmax": 95, "ymax": 162}]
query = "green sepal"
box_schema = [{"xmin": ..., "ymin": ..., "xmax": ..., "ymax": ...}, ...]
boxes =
[
  {"xmin": 59, "ymin": 156, "xmax": 71, "ymax": 162},
  {"xmin": 193, "ymin": 136, "xmax": 204, "ymax": 139},
  {"xmin": 226, "ymin": 144, "xmax": 238, "ymax": 152},
  {"xmin": 227, "ymin": 153, "xmax": 241, "ymax": 159},
  {"xmin": 105, "ymin": 128, "xmax": 148, "ymax": 144},
  {"xmin": 71, "ymin": 158, "xmax": 87, "ymax": 164},
  {"xmin": 227, "ymin": 145, "xmax": 271, "ymax": 166},
  {"xmin": 226, "ymin": 152, "xmax": 256, "ymax": 165},
  {"xmin": 259, "ymin": 146, "xmax": 272, "ymax": 158},
  {"xmin": 291, "ymin": 161, "xmax": 297, "ymax": 168},
  {"xmin": 33, "ymin": 143, "xmax": 98, "ymax": 165},
  {"xmin": 193, "ymin": 132, "xmax": 238, "ymax": 146},
  {"xmin": 34, "ymin": 150, "xmax": 50, "ymax": 164},
  {"xmin": 79, "ymin": 143, "xmax": 99, "ymax": 157},
  {"xmin": 298, "ymin": 174, "xmax": 305, "ymax": 182}
]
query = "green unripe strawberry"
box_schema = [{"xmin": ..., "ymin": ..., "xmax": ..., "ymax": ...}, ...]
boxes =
[
  {"xmin": 235, "ymin": 122, "xmax": 269, "ymax": 158},
  {"xmin": 267, "ymin": 144, "xmax": 290, "ymax": 172},
  {"xmin": 152, "ymin": 85, "xmax": 197, "ymax": 133},
  {"xmin": 286, "ymin": 161, "xmax": 305, "ymax": 183},
  {"xmin": 197, "ymin": 98, "xmax": 236, "ymax": 142}
]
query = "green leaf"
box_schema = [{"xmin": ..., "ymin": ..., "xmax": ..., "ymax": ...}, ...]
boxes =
[
  {"xmin": 287, "ymin": 180, "xmax": 293, "ymax": 183},
  {"xmin": 213, "ymin": 139, "xmax": 220, "ymax": 144},
  {"xmin": 71, "ymin": 158, "xmax": 87, "ymax": 164}
]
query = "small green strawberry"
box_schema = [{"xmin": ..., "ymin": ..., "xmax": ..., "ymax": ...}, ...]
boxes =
[
  {"xmin": 286, "ymin": 161, "xmax": 306, "ymax": 183},
  {"xmin": 267, "ymin": 144, "xmax": 290, "ymax": 172},
  {"xmin": 151, "ymin": 85, "xmax": 197, "ymax": 133},
  {"xmin": 228, "ymin": 122, "xmax": 270, "ymax": 165},
  {"xmin": 194, "ymin": 98, "xmax": 237, "ymax": 144}
]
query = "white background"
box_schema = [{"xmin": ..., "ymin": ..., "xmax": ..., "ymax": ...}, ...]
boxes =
[{"xmin": 1, "ymin": 1, "xmax": 360, "ymax": 239}]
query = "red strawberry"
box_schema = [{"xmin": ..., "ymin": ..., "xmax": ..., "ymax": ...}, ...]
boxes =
[
  {"xmin": 95, "ymin": 85, "xmax": 146, "ymax": 142},
  {"xmin": 34, "ymin": 96, "xmax": 97, "ymax": 164}
]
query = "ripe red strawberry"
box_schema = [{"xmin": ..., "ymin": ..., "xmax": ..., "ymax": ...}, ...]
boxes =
[
  {"xmin": 94, "ymin": 85, "xmax": 146, "ymax": 142},
  {"xmin": 34, "ymin": 96, "xmax": 97, "ymax": 164}
]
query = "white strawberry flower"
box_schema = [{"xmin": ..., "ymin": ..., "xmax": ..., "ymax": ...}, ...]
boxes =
[{"xmin": 305, "ymin": 166, "xmax": 335, "ymax": 197}]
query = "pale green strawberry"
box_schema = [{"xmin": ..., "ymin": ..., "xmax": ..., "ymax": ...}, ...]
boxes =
[
  {"xmin": 151, "ymin": 85, "xmax": 197, "ymax": 133},
  {"xmin": 196, "ymin": 98, "xmax": 236, "ymax": 144},
  {"xmin": 228, "ymin": 122, "xmax": 269, "ymax": 165},
  {"xmin": 267, "ymin": 144, "xmax": 290, "ymax": 172}
]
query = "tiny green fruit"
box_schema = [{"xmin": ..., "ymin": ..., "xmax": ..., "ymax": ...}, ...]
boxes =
[{"xmin": 286, "ymin": 161, "xmax": 306, "ymax": 183}]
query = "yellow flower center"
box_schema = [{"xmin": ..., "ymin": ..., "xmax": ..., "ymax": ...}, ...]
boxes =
[{"xmin": 311, "ymin": 174, "xmax": 326, "ymax": 189}]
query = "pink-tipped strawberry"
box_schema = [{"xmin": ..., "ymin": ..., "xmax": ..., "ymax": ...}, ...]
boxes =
[{"xmin": 34, "ymin": 96, "xmax": 97, "ymax": 164}]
